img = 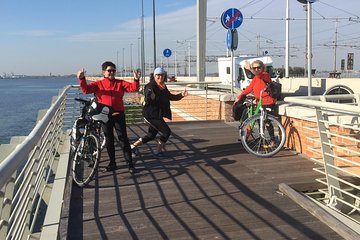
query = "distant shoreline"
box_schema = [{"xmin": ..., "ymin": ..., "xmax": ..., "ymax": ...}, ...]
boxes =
[
  {"xmin": 0, "ymin": 75, "xmax": 76, "ymax": 80},
  {"xmin": 0, "ymin": 75, "xmax": 136, "ymax": 81}
]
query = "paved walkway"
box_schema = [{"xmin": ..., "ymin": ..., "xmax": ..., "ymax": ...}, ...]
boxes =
[{"xmin": 61, "ymin": 121, "xmax": 343, "ymax": 240}]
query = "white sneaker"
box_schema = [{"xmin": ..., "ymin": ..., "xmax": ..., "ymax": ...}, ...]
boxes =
[
  {"xmin": 131, "ymin": 146, "xmax": 139, "ymax": 158},
  {"xmin": 157, "ymin": 139, "xmax": 167, "ymax": 152}
]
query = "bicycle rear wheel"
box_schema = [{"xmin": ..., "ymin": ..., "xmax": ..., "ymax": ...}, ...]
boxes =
[
  {"xmin": 240, "ymin": 114, "xmax": 285, "ymax": 157},
  {"xmin": 72, "ymin": 133, "xmax": 100, "ymax": 187}
]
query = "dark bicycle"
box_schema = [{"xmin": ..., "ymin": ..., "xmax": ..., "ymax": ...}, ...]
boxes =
[{"xmin": 70, "ymin": 97, "xmax": 109, "ymax": 187}]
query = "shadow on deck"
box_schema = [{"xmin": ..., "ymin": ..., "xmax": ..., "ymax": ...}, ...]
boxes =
[{"xmin": 60, "ymin": 120, "xmax": 343, "ymax": 240}]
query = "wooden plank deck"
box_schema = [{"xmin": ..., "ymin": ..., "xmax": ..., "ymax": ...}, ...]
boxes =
[{"xmin": 61, "ymin": 120, "xmax": 343, "ymax": 240}]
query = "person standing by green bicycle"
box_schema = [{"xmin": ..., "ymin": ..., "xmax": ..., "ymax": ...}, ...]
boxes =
[
  {"xmin": 234, "ymin": 60, "xmax": 277, "ymax": 107},
  {"xmin": 234, "ymin": 60, "xmax": 278, "ymax": 146}
]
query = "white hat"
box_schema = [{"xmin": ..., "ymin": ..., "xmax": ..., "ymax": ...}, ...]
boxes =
[{"xmin": 154, "ymin": 67, "xmax": 165, "ymax": 75}]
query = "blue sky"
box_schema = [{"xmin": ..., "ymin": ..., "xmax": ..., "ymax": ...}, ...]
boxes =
[{"xmin": 0, "ymin": 0, "xmax": 359, "ymax": 76}]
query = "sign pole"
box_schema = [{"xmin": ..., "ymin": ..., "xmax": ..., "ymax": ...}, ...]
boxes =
[
  {"xmin": 307, "ymin": 1, "xmax": 312, "ymax": 96},
  {"xmin": 231, "ymin": 49, "xmax": 234, "ymax": 95}
]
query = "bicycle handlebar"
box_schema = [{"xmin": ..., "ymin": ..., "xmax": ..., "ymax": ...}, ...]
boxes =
[{"xmin": 75, "ymin": 98, "xmax": 90, "ymax": 104}]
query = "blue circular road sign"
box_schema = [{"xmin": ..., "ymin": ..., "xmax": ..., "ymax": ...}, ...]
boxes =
[
  {"xmin": 163, "ymin": 48, "xmax": 172, "ymax": 58},
  {"xmin": 221, "ymin": 8, "xmax": 243, "ymax": 29}
]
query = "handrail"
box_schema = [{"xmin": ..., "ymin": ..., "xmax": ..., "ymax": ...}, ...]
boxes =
[
  {"xmin": 284, "ymin": 94, "xmax": 359, "ymax": 114},
  {"xmin": 284, "ymin": 93, "xmax": 360, "ymax": 226},
  {"xmin": 0, "ymin": 85, "xmax": 70, "ymax": 240},
  {"xmin": 0, "ymin": 85, "xmax": 70, "ymax": 190}
]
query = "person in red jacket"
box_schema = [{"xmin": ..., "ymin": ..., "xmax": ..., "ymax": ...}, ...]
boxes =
[
  {"xmin": 77, "ymin": 61, "xmax": 140, "ymax": 173},
  {"xmin": 234, "ymin": 60, "xmax": 278, "ymax": 147},
  {"xmin": 234, "ymin": 60, "xmax": 277, "ymax": 106}
]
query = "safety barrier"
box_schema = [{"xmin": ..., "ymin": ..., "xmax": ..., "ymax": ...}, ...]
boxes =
[{"xmin": 284, "ymin": 94, "xmax": 360, "ymax": 225}]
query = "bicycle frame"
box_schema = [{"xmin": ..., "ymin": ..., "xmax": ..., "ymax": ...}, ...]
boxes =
[
  {"xmin": 78, "ymin": 121, "xmax": 98, "ymax": 155},
  {"xmin": 239, "ymin": 88, "xmax": 286, "ymax": 157},
  {"xmin": 242, "ymin": 91, "xmax": 264, "ymax": 126}
]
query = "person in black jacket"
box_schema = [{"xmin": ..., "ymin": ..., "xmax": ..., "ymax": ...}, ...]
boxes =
[{"xmin": 131, "ymin": 67, "xmax": 188, "ymax": 157}]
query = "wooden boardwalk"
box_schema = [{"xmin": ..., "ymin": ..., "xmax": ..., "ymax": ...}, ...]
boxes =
[{"xmin": 61, "ymin": 120, "xmax": 343, "ymax": 240}]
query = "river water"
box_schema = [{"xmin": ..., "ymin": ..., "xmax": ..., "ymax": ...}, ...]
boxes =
[{"xmin": 0, "ymin": 77, "xmax": 75, "ymax": 144}]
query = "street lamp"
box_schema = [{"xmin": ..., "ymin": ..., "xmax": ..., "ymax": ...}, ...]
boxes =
[
  {"xmin": 116, "ymin": 51, "xmax": 119, "ymax": 71},
  {"xmin": 153, "ymin": 0, "xmax": 157, "ymax": 67},
  {"xmin": 130, "ymin": 43, "xmax": 133, "ymax": 71},
  {"xmin": 138, "ymin": 37, "xmax": 141, "ymax": 69},
  {"xmin": 297, "ymin": 0, "xmax": 317, "ymax": 96},
  {"xmin": 285, "ymin": 0, "xmax": 290, "ymax": 78},
  {"xmin": 122, "ymin": 48, "xmax": 125, "ymax": 77},
  {"xmin": 141, "ymin": 0, "xmax": 145, "ymax": 82}
]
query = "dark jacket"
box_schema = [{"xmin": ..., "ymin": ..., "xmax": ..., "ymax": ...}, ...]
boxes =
[{"xmin": 142, "ymin": 80, "xmax": 183, "ymax": 120}]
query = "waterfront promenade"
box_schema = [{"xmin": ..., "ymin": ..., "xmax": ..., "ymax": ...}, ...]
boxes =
[{"xmin": 60, "ymin": 121, "xmax": 344, "ymax": 239}]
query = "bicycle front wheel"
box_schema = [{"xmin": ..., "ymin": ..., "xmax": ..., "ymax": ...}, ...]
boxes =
[
  {"xmin": 240, "ymin": 114, "xmax": 285, "ymax": 157},
  {"xmin": 72, "ymin": 133, "xmax": 100, "ymax": 187}
]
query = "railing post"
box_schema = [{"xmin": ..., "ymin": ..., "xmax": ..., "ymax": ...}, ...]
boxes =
[
  {"xmin": 315, "ymin": 106, "xmax": 343, "ymax": 205},
  {"xmin": 0, "ymin": 178, "xmax": 15, "ymax": 240},
  {"xmin": 205, "ymin": 85, "xmax": 208, "ymax": 120}
]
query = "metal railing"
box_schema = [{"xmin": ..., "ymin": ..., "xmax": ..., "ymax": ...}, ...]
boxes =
[
  {"xmin": 0, "ymin": 81, "xmax": 224, "ymax": 240},
  {"xmin": 284, "ymin": 94, "xmax": 360, "ymax": 225},
  {"xmin": 0, "ymin": 86, "xmax": 69, "ymax": 240}
]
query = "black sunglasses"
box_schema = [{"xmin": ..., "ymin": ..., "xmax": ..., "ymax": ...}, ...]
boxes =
[
  {"xmin": 106, "ymin": 69, "xmax": 116, "ymax": 73},
  {"xmin": 252, "ymin": 66, "xmax": 262, "ymax": 70}
]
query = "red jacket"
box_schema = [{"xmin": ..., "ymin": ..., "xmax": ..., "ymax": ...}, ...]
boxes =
[
  {"xmin": 79, "ymin": 77, "xmax": 140, "ymax": 111},
  {"xmin": 237, "ymin": 72, "xmax": 276, "ymax": 105}
]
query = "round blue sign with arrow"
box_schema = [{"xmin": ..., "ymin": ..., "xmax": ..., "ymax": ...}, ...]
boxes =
[
  {"xmin": 221, "ymin": 8, "xmax": 243, "ymax": 29},
  {"xmin": 163, "ymin": 48, "xmax": 172, "ymax": 58},
  {"xmin": 226, "ymin": 29, "xmax": 232, "ymax": 49}
]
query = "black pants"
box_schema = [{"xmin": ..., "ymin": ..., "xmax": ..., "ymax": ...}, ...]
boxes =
[
  {"xmin": 263, "ymin": 104, "xmax": 278, "ymax": 117},
  {"xmin": 142, "ymin": 118, "xmax": 171, "ymax": 144},
  {"xmin": 263, "ymin": 104, "xmax": 278, "ymax": 140},
  {"xmin": 101, "ymin": 112, "xmax": 132, "ymax": 165}
]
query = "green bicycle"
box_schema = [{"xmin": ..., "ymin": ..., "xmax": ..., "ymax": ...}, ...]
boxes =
[{"xmin": 238, "ymin": 91, "xmax": 285, "ymax": 157}]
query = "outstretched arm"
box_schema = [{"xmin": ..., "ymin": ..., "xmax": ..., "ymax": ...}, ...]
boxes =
[
  {"xmin": 169, "ymin": 88, "xmax": 187, "ymax": 101},
  {"xmin": 133, "ymin": 69, "xmax": 141, "ymax": 81},
  {"xmin": 77, "ymin": 68, "xmax": 86, "ymax": 80},
  {"xmin": 77, "ymin": 68, "xmax": 98, "ymax": 94}
]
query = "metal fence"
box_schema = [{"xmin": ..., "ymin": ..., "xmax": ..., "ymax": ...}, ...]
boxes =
[
  {"xmin": 0, "ymin": 81, "xmax": 223, "ymax": 240},
  {"xmin": 284, "ymin": 94, "xmax": 360, "ymax": 225},
  {"xmin": 0, "ymin": 86, "xmax": 69, "ymax": 240}
]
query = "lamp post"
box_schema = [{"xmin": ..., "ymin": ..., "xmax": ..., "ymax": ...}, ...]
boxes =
[
  {"xmin": 285, "ymin": 0, "xmax": 290, "ymax": 78},
  {"xmin": 137, "ymin": 37, "xmax": 141, "ymax": 69},
  {"xmin": 197, "ymin": 0, "xmax": 206, "ymax": 83},
  {"xmin": 122, "ymin": 48, "xmax": 125, "ymax": 77},
  {"xmin": 130, "ymin": 43, "xmax": 133, "ymax": 71},
  {"xmin": 116, "ymin": 51, "xmax": 119, "ymax": 71},
  {"xmin": 153, "ymin": 0, "xmax": 157, "ymax": 67},
  {"xmin": 188, "ymin": 41, "xmax": 191, "ymax": 77},
  {"xmin": 297, "ymin": 0, "xmax": 317, "ymax": 96},
  {"xmin": 141, "ymin": 0, "xmax": 145, "ymax": 82}
]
